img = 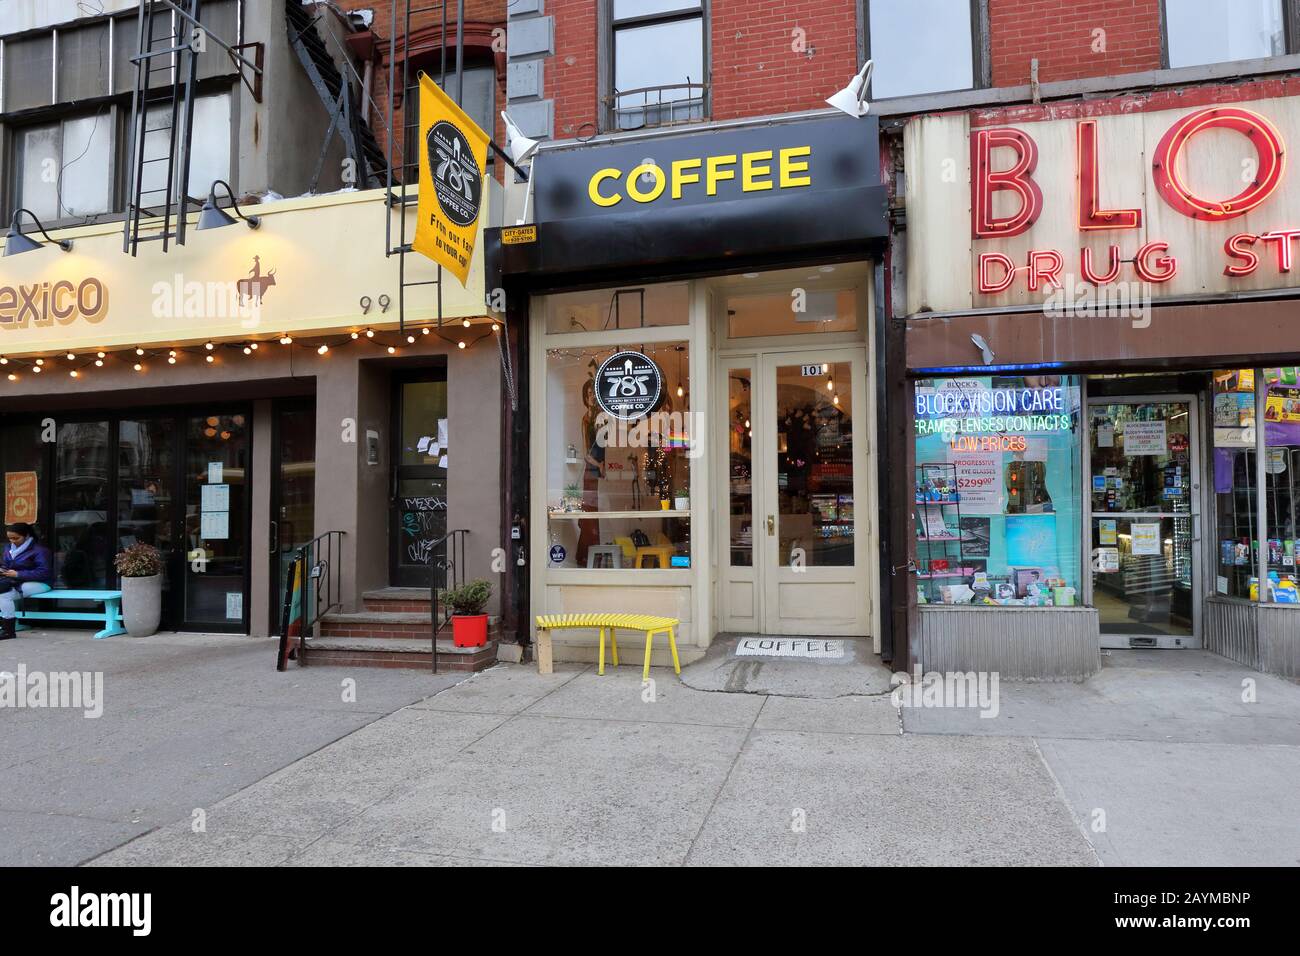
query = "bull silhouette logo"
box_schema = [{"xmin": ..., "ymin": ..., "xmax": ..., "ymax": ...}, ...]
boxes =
[{"xmin": 237, "ymin": 255, "xmax": 276, "ymax": 305}]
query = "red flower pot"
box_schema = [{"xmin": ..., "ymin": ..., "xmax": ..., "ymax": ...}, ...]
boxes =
[{"xmin": 452, "ymin": 613, "xmax": 488, "ymax": 647}]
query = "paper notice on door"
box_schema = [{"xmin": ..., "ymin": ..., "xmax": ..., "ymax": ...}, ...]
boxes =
[
  {"xmin": 207, "ymin": 462, "xmax": 223, "ymax": 484},
  {"xmin": 416, "ymin": 436, "xmax": 431, "ymax": 453},
  {"xmin": 438, "ymin": 454, "xmax": 448, "ymax": 468},
  {"xmin": 201, "ymin": 483, "xmax": 230, "ymax": 512},
  {"xmin": 201, "ymin": 510, "xmax": 229, "ymax": 540},
  {"xmin": 1095, "ymin": 548, "xmax": 1120, "ymax": 573},
  {"xmin": 1123, "ymin": 420, "xmax": 1167, "ymax": 455},
  {"xmin": 437, "ymin": 419, "xmax": 448, "ymax": 447},
  {"xmin": 1096, "ymin": 424, "xmax": 1114, "ymax": 447},
  {"xmin": 226, "ymin": 592, "xmax": 243, "ymax": 620},
  {"xmin": 1131, "ymin": 522, "xmax": 1161, "ymax": 555},
  {"xmin": 1099, "ymin": 519, "xmax": 1117, "ymax": 545}
]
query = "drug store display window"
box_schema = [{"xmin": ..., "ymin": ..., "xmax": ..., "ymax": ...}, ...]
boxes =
[{"xmin": 913, "ymin": 374, "xmax": 1084, "ymax": 607}]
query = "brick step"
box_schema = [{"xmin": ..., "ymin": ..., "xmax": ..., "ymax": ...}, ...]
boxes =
[
  {"xmin": 320, "ymin": 610, "xmax": 501, "ymax": 642},
  {"xmin": 301, "ymin": 636, "xmax": 498, "ymax": 672},
  {"xmin": 362, "ymin": 587, "xmax": 437, "ymax": 613}
]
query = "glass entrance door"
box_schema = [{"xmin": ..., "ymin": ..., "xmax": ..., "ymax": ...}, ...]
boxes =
[
  {"xmin": 1088, "ymin": 398, "xmax": 1200, "ymax": 647},
  {"xmin": 720, "ymin": 348, "xmax": 868, "ymax": 635}
]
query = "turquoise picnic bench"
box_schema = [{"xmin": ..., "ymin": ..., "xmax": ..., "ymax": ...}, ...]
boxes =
[{"xmin": 13, "ymin": 589, "xmax": 127, "ymax": 639}]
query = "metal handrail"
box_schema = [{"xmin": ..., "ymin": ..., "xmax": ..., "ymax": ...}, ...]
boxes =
[
  {"xmin": 429, "ymin": 528, "xmax": 471, "ymax": 674},
  {"xmin": 276, "ymin": 530, "xmax": 346, "ymax": 671},
  {"xmin": 604, "ymin": 81, "xmax": 708, "ymax": 131}
]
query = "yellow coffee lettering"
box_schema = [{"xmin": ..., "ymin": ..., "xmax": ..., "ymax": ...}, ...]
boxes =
[
  {"xmin": 779, "ymin": 145, "xmax": 812, "ymax": 188},
  {"xmin": 671, "ymin": 158, "xmax": 702, "ymax": 199},
  {"xmin": 625, "ymin": 163, "xmax": 666, "ymax": 203},
  {"xmin": 742, "ymin": 150, "xmax": 774, "ymax": 191},
  {"xmin": 589, "ymin": 168, "xmax": 623, "ymax": 207},
  {"xmin": 706, "ymin": 154, "xmax": 737, "ymax": 196}
]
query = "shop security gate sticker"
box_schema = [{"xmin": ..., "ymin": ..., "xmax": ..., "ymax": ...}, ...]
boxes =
[
  {"xmin": 595, "ymin": 350, "xmax": 663, "ymax": 421},
  {"xmin": 734, "ymin": 638, "xmax": 845, "ymax": 659}
]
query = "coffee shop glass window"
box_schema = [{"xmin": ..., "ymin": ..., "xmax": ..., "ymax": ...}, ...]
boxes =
[
  {"xmin": 913, "ymin": 375, "xmax": 1083, "ymax": 606},
  {"xmin": 546, "ymin": 339, "xmax": 692, "ymax": 571},
  {"xmin": 1263, "ymin": 369, "xmax": 1300, "ymax": 605}
]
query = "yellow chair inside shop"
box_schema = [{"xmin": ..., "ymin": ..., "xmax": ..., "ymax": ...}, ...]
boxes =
[
  {"xmin": 533, "ymin": 613, "xmax": 681, "ymax": 680},
  {"xmin": 634, "ymin": 532, "xmax": 676, "ymax": 569}
]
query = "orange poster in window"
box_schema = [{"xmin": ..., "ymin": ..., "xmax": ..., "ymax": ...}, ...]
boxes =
[{"xmin": 4, "ymin": 471, "xmax": 38, "ymax": 524}]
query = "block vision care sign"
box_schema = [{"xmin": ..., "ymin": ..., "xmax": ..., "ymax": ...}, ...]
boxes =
[{"xmin": 413, "ymin": 74, "xmax": 490, "ymax": 286}]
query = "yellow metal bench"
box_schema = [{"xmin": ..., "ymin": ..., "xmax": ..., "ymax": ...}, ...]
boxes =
[{"xmin": 534, "ymin": 613, "xmax": 681, "ymax": 680}]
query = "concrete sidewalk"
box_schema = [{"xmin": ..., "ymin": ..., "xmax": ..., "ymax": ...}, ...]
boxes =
[
  {"xmin": 90, "ymin": 647, "xmax": 1300, "ymax": 867},
  {"xmin": 0, "ymin": 629, "xmax": 462, "ymax": 866},
  {"xmin": 7, "ymin": 629, "xmax": 1297, "ymax": 866}
]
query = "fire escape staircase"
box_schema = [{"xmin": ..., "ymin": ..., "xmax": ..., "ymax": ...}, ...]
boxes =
[{"xmin": 285, "ymin": 0, "xmax": 387, "ymax": 192}]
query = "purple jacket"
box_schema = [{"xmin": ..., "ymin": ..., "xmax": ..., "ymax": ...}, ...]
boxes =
[{"xmin": 2, "ymin": 540, "xmax": 54, "ymax": 585}]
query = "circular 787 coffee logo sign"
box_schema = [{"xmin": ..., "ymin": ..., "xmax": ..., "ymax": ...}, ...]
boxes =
[
  {"xmin": 595, "ymin": 350, "xmax": 663, "ymax": 421},
  {"xmin": 428, "ymin": 120, "xmax": 482, "ymax": 227}
]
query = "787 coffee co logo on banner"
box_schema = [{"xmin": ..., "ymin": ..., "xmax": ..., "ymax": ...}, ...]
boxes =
[{"xmin": 595, "ymin": 350, "xmax": 663, "ymax": 421}]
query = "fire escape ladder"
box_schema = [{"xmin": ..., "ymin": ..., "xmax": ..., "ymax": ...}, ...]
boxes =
[{"xmin": 123, "ymin": 0, "xmax": 203, "ymax": 255}]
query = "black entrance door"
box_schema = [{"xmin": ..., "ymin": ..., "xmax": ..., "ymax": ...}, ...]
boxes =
[
  {"xmin": 390, "ymin": 365, "xmax": 449, "ymax": 588},
  {"xmin": 269, "ymin": 400, "xmax": 317, "ymax": 634}
]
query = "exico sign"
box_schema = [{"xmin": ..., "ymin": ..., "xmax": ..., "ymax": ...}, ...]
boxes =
[
  {"xmin": 904, "ymin": 85, "xmax": 1300, "ymax": 312},
  {"xmin": 0, "ymin": 276, "xmax": 108, "ymax": 328}
]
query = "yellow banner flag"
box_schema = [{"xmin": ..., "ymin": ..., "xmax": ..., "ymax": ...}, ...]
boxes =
[{"xmin": 413, "ymin": 73, "xmax": 490, "ymax": 286}]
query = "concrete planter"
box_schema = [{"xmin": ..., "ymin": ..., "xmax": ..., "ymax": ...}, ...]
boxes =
[{"xmin": 121, "ymin": 574, "xmax": 162, "ymax": 637}]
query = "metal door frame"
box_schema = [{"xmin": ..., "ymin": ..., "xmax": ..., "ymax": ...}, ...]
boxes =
[{"xmin": 1084, "ymin": 392, "xmax": 1204, "ymax": 649}]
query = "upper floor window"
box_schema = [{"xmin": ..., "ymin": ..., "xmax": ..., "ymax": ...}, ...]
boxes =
[
  {"xmin": 866, "ymin": 0, "xmax": 979, "ymax": 99},
  {"xmin": 1164, "ymin": 0, "xmax": 1286, "ymax": 68},
  {"xmin": 609, "ymin": 1, "xmax": 706, "ymax": 131},
  {"xmin": 1, "ymin": 0, "xmax": 240, "ymax": 225}
]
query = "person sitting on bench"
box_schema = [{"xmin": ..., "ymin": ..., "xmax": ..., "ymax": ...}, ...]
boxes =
[{"xmin": 1, "ymin": 522, "xmax": 54, "ymax": 641}]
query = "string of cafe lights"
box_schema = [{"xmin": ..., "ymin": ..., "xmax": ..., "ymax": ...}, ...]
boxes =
[{"xmin": 0, "ymin": 319, "xmax": 500, "ymax": 382}]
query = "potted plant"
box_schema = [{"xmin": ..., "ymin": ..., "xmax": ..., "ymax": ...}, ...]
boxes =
[
  {"xmin": 674, "ymin": 490, "xmax": 690, "ymax": 511},
  {"xmin": 443, "ymin": 578, "xmax": 492, "ymax": 647},
  {"xmin": 561, "ymin": 482, "xmax": 583, "ymax": 512},
  {"xmin": 114, "ymin": 543, "xmax": 164, "ymax": 637}
]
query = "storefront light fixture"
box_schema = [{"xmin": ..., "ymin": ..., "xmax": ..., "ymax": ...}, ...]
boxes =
[
  {"xmin": 501, "ymin": 111, "xmax": 540, "ymax": 225},
  {"xmin": 133, "ymin": 363, "xmax": 143, "ymax": 372},
  {"xmin": 458, "ymin": 341, "xmax": 466, "ymax": 349},
  {"xmin": 421, "ymin": 327, "xmax": 430, "ymax": 335},
  {"xmin": 280, "ymin": 335, "xmax": 293, "ymax": 345},
  {"xmin": 34, "ymin": 359, "xmax": 43, "ymax": 366},
  {"xmin": 825, "ymin": 60, "xmax": 873, "ymax": 119},
  {"xmin": 317, "ymin": 344, "xmax": 329, "ymax": 355},
  {"xmin": 3, "ymin": 208, "xmax": 73, "ymax": 256},
  {"xmin": 196, "ymin": 180, "xmax": 261, "ymax": 231},
  {"xmin": 205, "ymin": 354, "xmax": 215, "ymax": 363}
]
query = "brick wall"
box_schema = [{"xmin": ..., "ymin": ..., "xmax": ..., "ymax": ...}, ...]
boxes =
[
  {"xmin": 545, "ymin": 0, "xmax": 859, "ymax": 139},
  {"xmin": 710, "ymin": 0, "xmax": 858, "ymax": 121},
  {"xmin": 548, "ymin": 0, "xmax": 600, "ymax": 139},
  {"xmin": 988, "ymin": 0, "xmax": 1163, "ymax": 87},
  {"xmin": 334, "ymin": 1, "xmax": 506, "ymax": 175}
]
